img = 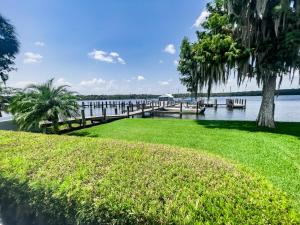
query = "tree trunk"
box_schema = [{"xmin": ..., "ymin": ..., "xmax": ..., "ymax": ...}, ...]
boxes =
[{"xmin": 257, "ymin": 75, "xmax": 277, "ymax": 128}]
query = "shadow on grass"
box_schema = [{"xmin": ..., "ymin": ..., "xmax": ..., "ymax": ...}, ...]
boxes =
[
  {"xmin": 194, "ymin": 120, "xmax": 300, "ymax": 139},
  {"xmin": 69, "ymin": 131, "xmax": 99, "ymax": 138}
]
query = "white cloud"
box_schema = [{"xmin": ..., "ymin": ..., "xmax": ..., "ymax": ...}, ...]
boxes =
[
  {"xmin": 79, "ymin": 78, "xmax": 107, "ymax": 87},
  {"xmin": 88, "ymin": 49, "xmax": 126, "ymax": 64},
  {"xmin": 193, "ymin": 10, "xmax": 210, "ymax": 28},
  {"xmin": 137, "ymin": 75, "xmax": 145, "ymax": 81},
  {"xmin": 34, "ymin": 41, "xmax": 45, "ymax": 47},
  {"xmin": 55, "ymin": 78, "xmax": 72, "ymax": 86},
  {"xmin": 159, "ymin": 60, "xmax": 164, "ymax": 64},
  {"xmin": 76, "ymin": 78, "xmax": 116, "ymax": 94},
  {"xmin": 110, "ymin": 52, "xmax": 119, "ymax": 57},
  {"xmin": 117, "ymin": 57, "xmax": 126, "ymax": 64},
  {"xmin": 23, "ymin": 52, "xmax": 43, "ymax": 64},
  {"xmin": 159, "ymin": 81, "xmax": 170, "ymax": 86},
  {"xmin": 174, "ymin": 60, "xmax": 179, "ymax": 66},
  {"xmin": 164, "ymin": 44, "xmax": 176, "ymax": 55}
]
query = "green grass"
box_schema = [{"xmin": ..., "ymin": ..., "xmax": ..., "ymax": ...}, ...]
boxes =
[
  {"xmin": 71, "ymin": 118, "xmax": 300, "ymax": 210},
  {"xmin": 0, "ymin": 131, "xmax": 299, "ymax": 224}
]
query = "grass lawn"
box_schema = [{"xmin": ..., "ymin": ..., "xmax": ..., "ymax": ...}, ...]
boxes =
[
  {"xmin": 71, "ymin": 118, "xmax": 300, "ymax": 209},
  {"xmin": 1, "ymin": 131, "xmax": 299, "ymax": 224}
]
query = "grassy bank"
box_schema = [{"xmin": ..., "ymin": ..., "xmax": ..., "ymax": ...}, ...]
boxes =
[
  {"xmin": 71, "ymin": 119, "xmax": 300, "ymax": 209},
  {"xmin": 0, "ymin": 131, "xmax": 299, "ymax": 224}
]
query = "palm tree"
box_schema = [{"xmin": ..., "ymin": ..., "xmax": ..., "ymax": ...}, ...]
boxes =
[
  {"xmin": 0, "ymin": 14, "xmax": 19, "ymax": 83},
  {"xmin": 9, "ymin": 79, "xmax": 79, "ymax": 133}
]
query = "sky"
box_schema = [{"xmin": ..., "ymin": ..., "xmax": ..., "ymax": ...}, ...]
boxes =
[{"xmin": 1, "ymin": 0, "xmax": 299, "ymax": 95}]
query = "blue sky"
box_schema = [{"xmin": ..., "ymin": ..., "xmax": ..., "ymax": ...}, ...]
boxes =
[{"xmin": 1, "ymin": 0, "xmax": 299, "ymax": 94}]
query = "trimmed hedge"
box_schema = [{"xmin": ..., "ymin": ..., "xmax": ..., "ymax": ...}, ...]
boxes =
[{"xmin": 0, "ymin": 131, "xmax": 299, "ymax": 224}]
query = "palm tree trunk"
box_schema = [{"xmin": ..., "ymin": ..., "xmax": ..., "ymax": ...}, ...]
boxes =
[{"xmin": 257, "ymin": 75, "xmax": 277, "ymax": 128}]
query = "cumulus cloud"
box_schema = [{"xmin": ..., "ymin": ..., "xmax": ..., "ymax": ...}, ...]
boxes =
[
  {"xmin": 34, "ymin": 41, "xmax": 45, "ymax": 47},
  {"xmin": 137, "ymin": 75, "xmax": 145, "ymax": 81},
  {"xmin": 76, "ymin": 77, "xmax": 117, "ymax": 94},
  {"xmin": 164, "ymin": 44, "xmax": 176, "ymax": 55},
  {"xmin": 193, "ymin": 10, "xmax": 210, "ymax": 28},
  {"xmin": 23, "ymin": 52, "xmax": 43, "ymax": 64},
  {"xmin": 88, "ymin": 50, "xmax": 126, "ymax": 64}
]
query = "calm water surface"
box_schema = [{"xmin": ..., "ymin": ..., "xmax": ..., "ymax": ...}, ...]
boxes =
[
  {"xmin": 1, "ymin": 95, "xmax": 300, "ymax": 122},
  {"xmin": 177, "ymin": 95, "xmax": 300, "ymax": 122}
]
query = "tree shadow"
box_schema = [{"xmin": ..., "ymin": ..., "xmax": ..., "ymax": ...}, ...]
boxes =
[
  {"xmin": 68, "ymin": 131, "xmax": 99, "ymax": 138},
  {"xmin": 194, "ymin": 120, "xmax": 300, "ymax": 139}
]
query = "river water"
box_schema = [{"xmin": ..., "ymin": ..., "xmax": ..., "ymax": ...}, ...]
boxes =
[
  {"xmin": 167, "ymin": 95, "xmax": 300, "ymax": 122},
  {"xmin": 1, "ymin": 95, "xmax": 300, "ymax": 123}
]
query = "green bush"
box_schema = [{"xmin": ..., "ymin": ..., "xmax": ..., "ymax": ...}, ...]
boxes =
[{"xmin": 0, "ymin": 131, "xmax": 299, "ymax": 224}]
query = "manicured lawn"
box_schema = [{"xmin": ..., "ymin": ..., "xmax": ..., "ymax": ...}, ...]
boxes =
[
  {"xmin": 0, "ymin": 131, "xmax": 299, "ymax": 224},
  {"xmin": 71, "ymin": 118, "xmax": 300, "ymax": 209}
]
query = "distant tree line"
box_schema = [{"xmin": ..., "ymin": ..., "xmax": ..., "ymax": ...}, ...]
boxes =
[
  {"xmin": 173, "ymin": 88, "xmax": 300, "ymax": 98},
  {"xmin": 77, "ymin": 94, "xmax": 160, "ymax": 101},
  {"xmin": 76, "ymin": 88, "xmax": 300, "ymax": 100}
]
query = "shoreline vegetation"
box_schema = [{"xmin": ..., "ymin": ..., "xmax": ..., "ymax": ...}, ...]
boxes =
[
  {"xmin": 0, "ymin": 129, "xmax": 299, "ymax": 224},
  {"xmin": 76, "ymin": 88, "xmax": 300, "ymax": 101}
]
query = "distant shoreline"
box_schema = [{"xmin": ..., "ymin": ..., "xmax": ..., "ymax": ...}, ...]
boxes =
[{"xmin": 77, "ymin": 88, "xmax": 300, "ymax": 100}]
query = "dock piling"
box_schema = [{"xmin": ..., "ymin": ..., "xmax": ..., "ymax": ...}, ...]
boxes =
[{"xmin": 81, "ymin": 109, "xmax": 86, "ymax": 128}]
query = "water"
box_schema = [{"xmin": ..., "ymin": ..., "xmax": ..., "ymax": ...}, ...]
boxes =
[
  {"xmin": 79, "ymin": 96, "xmax": 300, "ymax": 122},
  {"xmin": 162, "ymin": 95, "xmax": 300, "ymax": 122},
  {"xmin": 1, "ymin": 96, "xmax": 300, "ymax": 123}
]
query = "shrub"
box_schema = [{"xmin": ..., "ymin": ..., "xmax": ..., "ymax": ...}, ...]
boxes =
[{"xmin": 0, "ymin": 131, "xmax": 298, "ymax": 224}]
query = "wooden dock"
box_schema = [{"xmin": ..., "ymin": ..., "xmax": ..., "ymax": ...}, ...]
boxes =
[
  {"xmin": 40, "ymin": 101, "xmax": 160, "ymax": 133},
  {"xmin": 40, "ymin": 98, "xmax": 246, "ymax": 133}
]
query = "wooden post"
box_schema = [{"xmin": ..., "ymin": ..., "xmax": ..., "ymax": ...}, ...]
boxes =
[
  {"xmin": 142, "ymin": 103, "xmax": 145, "ymax": 118},
  {"xmin": 152, "ymin": 101, "xmax": 154, "ymax": 117},
  {"xmin": 127, "ymin": 106, "xmax": 130, "ymax": 118},
  {"xmin": 105, "ymin": 101, "xmax": 108, "ymax": 107},
  {"xmin": 214, "ymin": 99, "xmax": 218, "ymax": 109},
  {"xmin": 81, "ymin": 101, "xmax": 85, "ymax": 108},
  {"xmin": 81, "ymin": 109, "xmax": 86, "ymax": 128},
  {"xmin": 90, "ymin": 107, "xmax": 93, "ymax": 117},
  {"xmin": 103, "ymin": 108, "xmax": 106, "ymax": 120},
  {"xmin": 196, "ymin": 102, "xmax": 199, "ymax": 115},
  {"xmin": 180, "ymin": 102, "xmax": 183, "ymax": 119},
  {"xmin": 115, "ymin": 107, "xmax": 118, "ymax": 115}
]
